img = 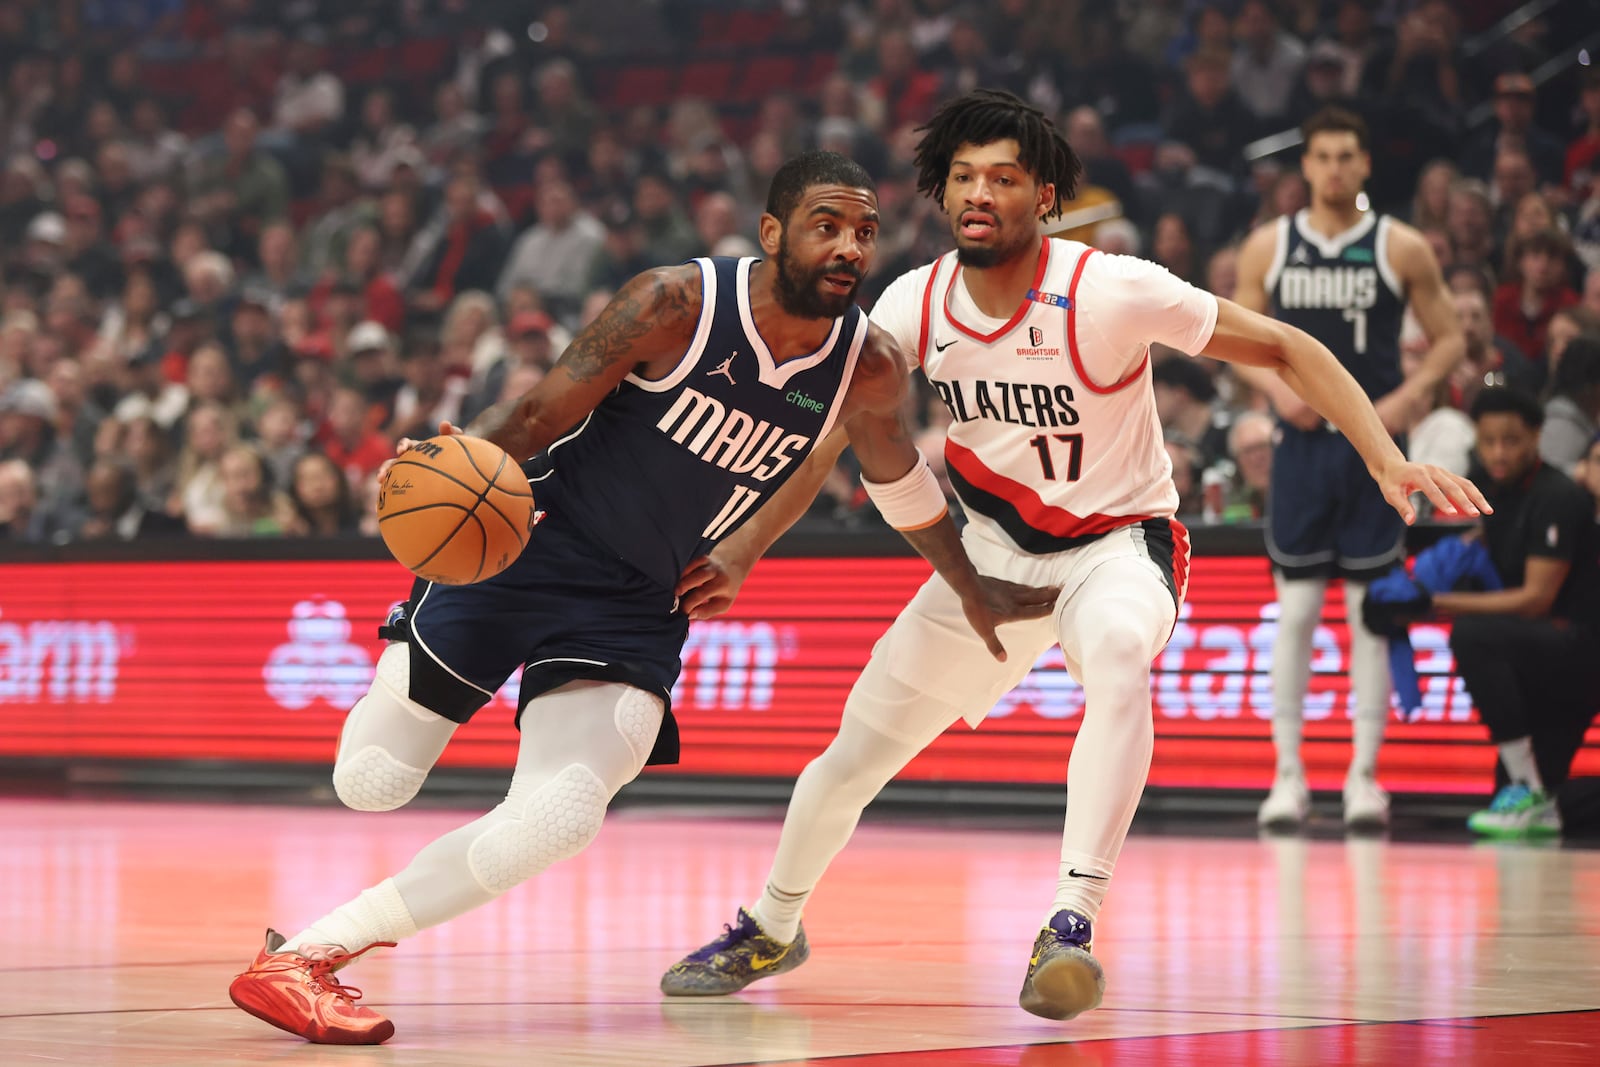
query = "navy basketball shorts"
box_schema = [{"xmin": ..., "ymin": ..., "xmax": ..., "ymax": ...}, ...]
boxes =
[
  {"xmin": 1265, "ymin": 424, "xmax": 1406, "ymax": 582},
  {"xmin": 381, "ymin": 505, "xmax": 689, "ymax": 765}
]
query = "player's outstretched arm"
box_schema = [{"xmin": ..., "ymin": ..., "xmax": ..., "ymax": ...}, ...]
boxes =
[
  {"xmin": 842, "ymin": 327, "xmax": 1060, "ymax": 660},
  {"xmin": 1226, "ymin": 222, "xmax": 1324, "ymax": 430},
  {"xmin": 481, "ymin": 265, "xmax": 702, "ymax": 460},
  {"xmin": 1203, "ymin": 299, "xmax": 1490, "ymax": 524}
]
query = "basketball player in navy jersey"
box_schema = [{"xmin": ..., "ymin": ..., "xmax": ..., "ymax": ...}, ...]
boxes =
[
  {"xmin": 228, "ymin": 151, "xmax": 1061, "ymax": 1046},
  {"xmin": 1232, "ymin": 108, "xmax": 1466, "ymax": 832},
  {"xmin": 662, "ymin": 90, "xmax": 1486, "ymax": 1022}
]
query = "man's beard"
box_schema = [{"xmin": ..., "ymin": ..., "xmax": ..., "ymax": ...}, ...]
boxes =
[
  {"xmin": 955, "ymin": 242, "xmax": 1007, "ymax": 268},
  {"xmin": 773, "ymin": 232, "xmax": 862, "ymax": 319}
]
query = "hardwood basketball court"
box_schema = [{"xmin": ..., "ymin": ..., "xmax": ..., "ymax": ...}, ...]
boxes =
[{"xmin": 1, "ymin": 797, "xmax": 1596, "ymax": 1065}]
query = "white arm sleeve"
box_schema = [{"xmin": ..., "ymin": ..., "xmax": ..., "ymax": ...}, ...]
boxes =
[
  {"xmin": 867, "ymin": 267, "xmax": 933, "ymax": 372},
  {"xmin": 1076, "ymin": 253, "xmax": 1220, "ymax": 372}
]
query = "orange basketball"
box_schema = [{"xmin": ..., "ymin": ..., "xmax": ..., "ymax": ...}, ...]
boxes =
[{"xmin": 376, "ymin": 434, "xmax": 537, "ymax": 585}]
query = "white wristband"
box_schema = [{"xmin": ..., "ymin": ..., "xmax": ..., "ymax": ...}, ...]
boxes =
[{"xmin": 862, "ymin": 453, "xmax": 949, "ymax": 530}]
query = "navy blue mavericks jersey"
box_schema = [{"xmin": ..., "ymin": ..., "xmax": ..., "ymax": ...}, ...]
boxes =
[
  {"xmin": 531, "ymin": 256, "xmax": 866, "ymax": 588},
  {"xmin": 1265, "ymin": 210, "xmax": 1406, "ymax": 400}
]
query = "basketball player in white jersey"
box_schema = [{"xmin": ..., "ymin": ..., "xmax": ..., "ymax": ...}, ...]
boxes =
[
  {"xmin": 1232, "ymin": 108, "xmax": 1465, "ymax": 832},
  {"xmin": 661, "ymin": 89, "xmax": 1488, "ymax": 1021}
]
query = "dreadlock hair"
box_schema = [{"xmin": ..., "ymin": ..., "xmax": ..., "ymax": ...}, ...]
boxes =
[
  {"xmin": 912, "ymin": 89, "xmax": 1083, "ymax": 219},
  {"xmin": 765, "ymin": 150, "xmax": 876, "ymax": 224}
]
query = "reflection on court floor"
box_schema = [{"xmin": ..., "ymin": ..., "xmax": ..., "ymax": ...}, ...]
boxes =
[{"xmin": 0, "ymin": 798, "xmax": 1595, "ymax": 1065}]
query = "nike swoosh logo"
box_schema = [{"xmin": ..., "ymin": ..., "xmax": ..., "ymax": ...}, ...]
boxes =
[
  {"xmin": 748, "ymin": 949, "xmax": 788, "ymax": 970},
  {"xmin": 1067, "ymin": 868, "xmax": 1109, "ymax": 880},
  {"xmin": 934, "ymin": 338, "xmax": 957, "ymax": 352}
]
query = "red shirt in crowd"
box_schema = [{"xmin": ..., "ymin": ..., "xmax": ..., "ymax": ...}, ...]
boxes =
[
  {"xmin": 1565, "ymin": 133, "xmax": 1600, "ymax": 196},
  {"xmin": 1492, "ymin": 282, "xmax": 1579, "ymax": 360},
  {"xmin": 307, "ymin": 274, "xmax": 406, "ymax": 333},
  {"xmin": 317, "ymin": 427, "xmax": 394, "ymax": 481}
]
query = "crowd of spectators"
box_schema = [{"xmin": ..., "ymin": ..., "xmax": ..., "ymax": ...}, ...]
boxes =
[{"xmin": 1, "ymin": 0, "xmax": 1598, "ymax": 544}]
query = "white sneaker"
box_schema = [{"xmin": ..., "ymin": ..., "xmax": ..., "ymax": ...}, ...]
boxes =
[
  {"xmin": 1259, "ymin": 772, "xmax": 1311, "ymax": 829},
  {"xmin": 1342, "ymin": 772, "xmax": 1390, "ymax": 831}
]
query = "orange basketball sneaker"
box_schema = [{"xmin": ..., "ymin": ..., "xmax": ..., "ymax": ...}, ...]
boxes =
[{"xmin": 229, "ymin": 929, "xmax": 397, "ymax": 1044}]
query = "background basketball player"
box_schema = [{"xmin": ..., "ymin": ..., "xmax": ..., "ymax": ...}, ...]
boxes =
[
  {"xmin": 661, "ymin": 91, "xmax": 1486, "ymax": 1022},
  {"xmin": 227, "ymin": 151, "xmax": 1058, "ymax": 1046},
  {"xmin": 1233, "ymin": 107, "xmax": 1466, "ymax": 831}
]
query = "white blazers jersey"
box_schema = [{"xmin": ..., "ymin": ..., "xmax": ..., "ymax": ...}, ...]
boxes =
[{"xmin": 871, "ymin": 238, "xmax": 1219, "ymax": 556}]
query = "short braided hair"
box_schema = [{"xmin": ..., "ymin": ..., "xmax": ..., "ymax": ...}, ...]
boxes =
[{"xmin": 765, "ymin": 150, "xmax": 876, "ymax": 224}]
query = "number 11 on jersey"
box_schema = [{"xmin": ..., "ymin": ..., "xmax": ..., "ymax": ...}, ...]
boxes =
[{"xmin": 703, "ymin": 485, "xmax": 764, "ymax": 539}]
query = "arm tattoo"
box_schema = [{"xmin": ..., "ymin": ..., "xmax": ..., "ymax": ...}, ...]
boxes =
[
  {"xmin": 562, "ymin": 278, "xmax": 658, "ymax": 383},
  {"xmin": 656, "ymin": 271, "xmax": 698, "ymax": 329},
  {"xmin": 561, "ymin": 269, "xmax": 700, "ymax": 383}
]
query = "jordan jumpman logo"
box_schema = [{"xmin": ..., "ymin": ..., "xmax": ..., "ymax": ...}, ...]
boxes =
[{"xmin": 708, "ymin": 354, "xmax": 737, "ymax": 384}]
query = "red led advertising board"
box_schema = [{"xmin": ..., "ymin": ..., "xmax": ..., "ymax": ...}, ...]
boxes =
[{"xmin": 0, "ymin": 557, "xmax": 1593, "ymax": 793}]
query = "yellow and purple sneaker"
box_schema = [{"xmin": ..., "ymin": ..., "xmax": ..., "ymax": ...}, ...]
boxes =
[
  {"xmin": 1018, "ymin": 910, "xmax": 1104, "ymax": 1020},
  {"xmin": 660, "ymin": 908, "xmax": 809, "ymax": 996}
]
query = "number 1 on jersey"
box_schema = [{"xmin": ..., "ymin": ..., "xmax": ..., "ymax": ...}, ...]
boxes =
[
  {"xmin": 1342, "ymin": 307, "xmax": 1368, "ymax": 354},
  {"xmin": 1028, "ymin": 433, "xmax": 1083, "ymax": 481},
  {"xmin": 703, "ymin": 485, "xmax": 763, "ymax": 540}
]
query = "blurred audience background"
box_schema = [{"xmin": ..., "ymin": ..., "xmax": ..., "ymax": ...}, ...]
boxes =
[{"xmin": 1, "ymin": 0, "xmax": 1598, "ymax": 543}]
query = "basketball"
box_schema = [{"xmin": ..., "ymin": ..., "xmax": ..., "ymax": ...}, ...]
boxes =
[{"xmin": 377, "ymin": 434, "xmax": 537, "ymax": 585}]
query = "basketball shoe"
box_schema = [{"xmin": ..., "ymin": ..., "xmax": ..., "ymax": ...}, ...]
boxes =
[
  {"xmin": 1258, "ymin": 769, "xmax": 1311, "ymax": 830},
  {"xmin": 228, "ymin": 929, "xmax": 396, "ymax": 1044},
  {"xmin": 1342, "ymin": 770, "xmax": 1391, "ymax": 831},
  {"xmin": 1467, "ymin": 783, "xmax": 1562, "ymax": 838},
  {"xmin": 1018, "ymin": 910, "xmax": 1105, "ymax": 1020},
  {"xmin": 660, "ymin": 908, "xmax": 810, "ymax": 995}
]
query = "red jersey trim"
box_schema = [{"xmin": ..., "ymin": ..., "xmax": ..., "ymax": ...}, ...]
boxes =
[
  {"xmin": 1065, "ymin": 248, "xmax": 1148, "ymax": 396},
  {"xmin": 1169, "ymin": 518, "xmax": 1192, "ymax": 603},
  {"xmin": 941, "ymin": 240, "xmax": 1051, "ymax": 344},
  {"xmin": 944, "ymin": 438, "xmax": 1154, "ymax": 539},
  {"xmin": 914, "ymin": 255, "xmax": 948, "ymax": 368}
]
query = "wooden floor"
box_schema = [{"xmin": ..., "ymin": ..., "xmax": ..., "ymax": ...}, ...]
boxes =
[{"xmin": 0, "ymin": 797, "xmax": 1596, "ymax": 1066}]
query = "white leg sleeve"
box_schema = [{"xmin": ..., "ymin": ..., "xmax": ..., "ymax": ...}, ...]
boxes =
[
  {"xmin": 1342, "ymin": 581, "xmax": 1391, "ymax": 776},
  {"xmin": 1050, "ymin": 556, "xmax": 1176, "ymax": 923},
  {"xmin": 388, "ymin": 681, "xmax": 661, "ymax": 931},
  {"xmin": 1269, "ymin": 575, "xmax": 1329, "ymax": 776},
  {"xmin": 288, "ymin": 680, "xmax": 663, "ymax": 950},
  {"xmin": 751, "ymin": 660, "xmax": 961, "ymax": 943},
  {"xmin": 331, "ymin": 643, "xmax": 459, "ymax": 812}
]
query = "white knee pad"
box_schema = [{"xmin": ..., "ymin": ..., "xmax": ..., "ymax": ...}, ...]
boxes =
[
  {"xmin": 613, "ymin": 688, "xmax": 664, "ymax": 772},
  {"xmin": 332, "ymin": 644, "xmax": 456, "ymax": 812},
  {"xmin": 332, "ymin": 739, "xmax": 433, "ymax": 812},
  {"xmin": 467, "ymin": 764, "xmax": 609, "ymax": 894}
]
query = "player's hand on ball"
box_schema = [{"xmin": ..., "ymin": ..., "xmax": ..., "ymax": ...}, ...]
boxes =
[
  {"xmin": 676, "ymin": 552, "xmax": 750, "ymax": 621},
  {"xmin": 377, "ymin": 421, "xmax": 462, "ymax": 486},
  {"xmin": 1378, "ymin": 460, "xmax": 1492, "ymax": 525}
]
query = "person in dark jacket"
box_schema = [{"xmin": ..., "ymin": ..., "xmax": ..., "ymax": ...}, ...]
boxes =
[{"xmin": 1441, "ymin": 389, "xmax": 1600, "ymax": 837}]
